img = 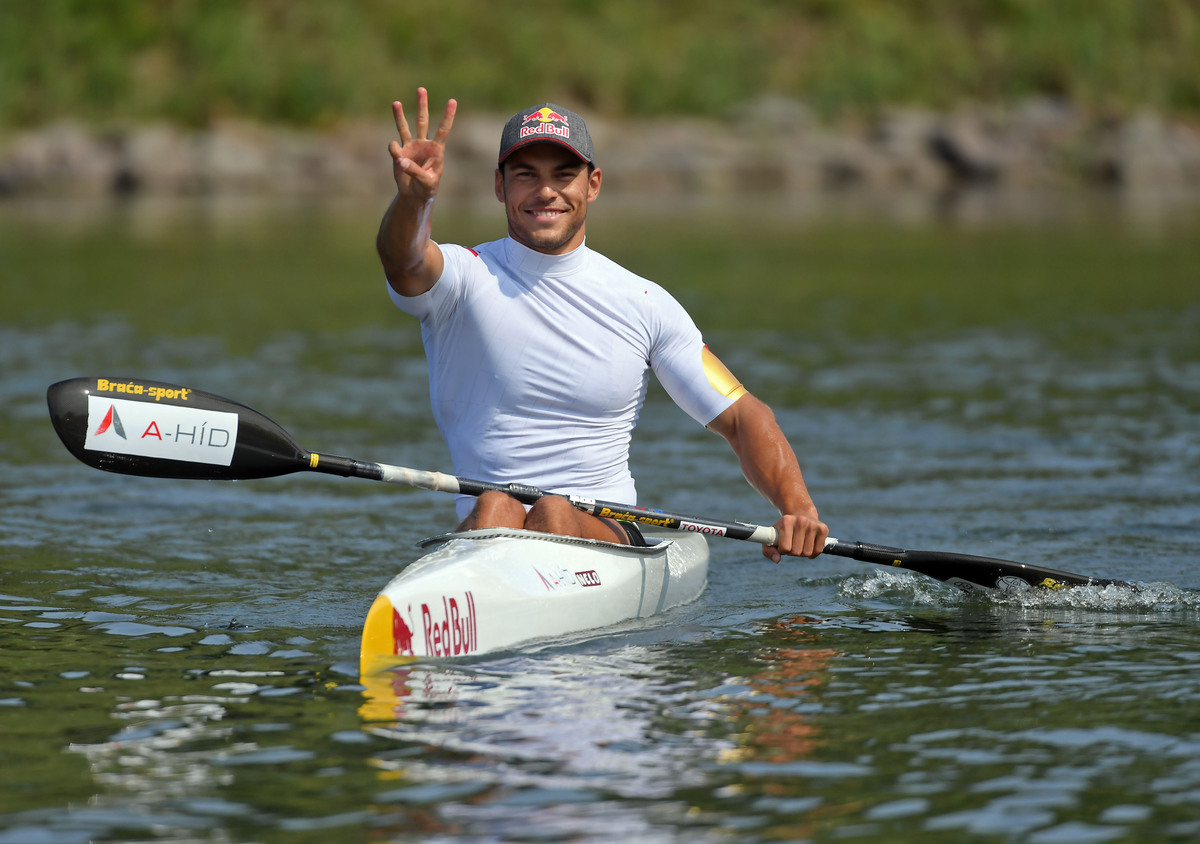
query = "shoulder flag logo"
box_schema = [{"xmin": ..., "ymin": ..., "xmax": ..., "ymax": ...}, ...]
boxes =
[{"xmin": 94, "ymin": 404, "xmax": 127, "ymax": 439}]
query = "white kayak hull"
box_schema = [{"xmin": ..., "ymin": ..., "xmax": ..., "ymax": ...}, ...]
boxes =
[{"xmin": 360, "ymin": 528, "xmax": 709, "ymax": 670}]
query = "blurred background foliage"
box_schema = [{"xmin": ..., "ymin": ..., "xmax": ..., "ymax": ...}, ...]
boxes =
[{"xmin": 2, "ymin": 0, "xmax": 1198, "ymax": 129}]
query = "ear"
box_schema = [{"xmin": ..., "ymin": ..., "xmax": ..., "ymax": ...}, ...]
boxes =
[
  {"xmin": 587, "ymin": 167, "xmax": 602, "ymax": 203},
  {"xmin": 494, "ymin": 168, "xmax": 505, "ymax": 202}
]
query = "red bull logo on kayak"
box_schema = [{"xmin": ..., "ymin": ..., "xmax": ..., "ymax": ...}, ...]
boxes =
[
  {"xmin": 421, "ymin": 592, "xmax": 477, "ymax": 657},
  {"xmin": 392, "ymin": 605, "xmax": 416, "ymax": 656},
  {"xmin": 520, "ymin": 107, "xmax": 572, "ymax": 142}
]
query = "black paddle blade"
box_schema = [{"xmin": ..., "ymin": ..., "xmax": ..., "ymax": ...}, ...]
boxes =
[
  {"xmin": 826, "ymin": 540, "xmax": 1133, "ymax": 592},
  {"xmin": 47, "ymin": 377, "xmax": 311, "ymax": 480}
]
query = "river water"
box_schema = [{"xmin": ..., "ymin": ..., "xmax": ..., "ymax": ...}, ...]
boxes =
[{"xmin": 2, "ymin": 192, "xmax": 1199, "ymax": 842}]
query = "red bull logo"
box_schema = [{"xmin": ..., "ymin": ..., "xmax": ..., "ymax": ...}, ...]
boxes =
[
  {"xmin": 520, "ymin": 107, "xmax": 571, "ymax": 142},
  {"xmin": 523, "ymin": 107, "xmax": 569, "ymax": 125},
  {"xmin": 421, "ymin": 592, "xmax": 478, "ymax": 657},
  {"xmin": 392, "ymin": 606, "xmax": 415, "ymax": 656}
]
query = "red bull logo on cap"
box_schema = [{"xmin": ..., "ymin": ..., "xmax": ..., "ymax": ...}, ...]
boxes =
[
  {"xmin": 520, "ymin": 107, "xmax": 571, "ymax": 141},
  {"xmin": 524, "ymin": 106, "xmax": 569, "ymax": 125}
]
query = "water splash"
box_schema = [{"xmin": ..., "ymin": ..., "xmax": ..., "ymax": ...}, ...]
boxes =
[{"xmin": 840, "ymin": 569, "xmax": 1200, "ymax": 611}]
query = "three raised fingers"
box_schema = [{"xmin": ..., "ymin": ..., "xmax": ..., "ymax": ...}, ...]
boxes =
[{"xmin": 393, "ymin": 88, "xmax": 457, "ymax": 147}]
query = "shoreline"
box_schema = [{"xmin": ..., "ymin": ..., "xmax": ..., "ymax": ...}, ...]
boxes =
[{"xmin": 2, "ymin": 100, "xmax": 1198, "ymax": 224}]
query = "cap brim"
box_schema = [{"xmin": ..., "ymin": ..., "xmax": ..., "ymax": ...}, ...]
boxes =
[{"xmin": 498, "ymin": 137, "xmax": 592, "ymax": 166}]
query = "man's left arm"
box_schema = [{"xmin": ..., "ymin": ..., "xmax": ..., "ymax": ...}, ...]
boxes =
[{"xmin": 707, "ymin": 394, "xmax": 829, "ymax": 562}]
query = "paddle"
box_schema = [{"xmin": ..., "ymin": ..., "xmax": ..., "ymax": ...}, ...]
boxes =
[{"xmin": 47, "ymin": 376, "xmax": 1131, "ymax": 593}]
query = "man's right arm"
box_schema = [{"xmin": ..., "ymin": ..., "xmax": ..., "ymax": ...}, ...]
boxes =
[
  {"xmin": 376, "ymin": 89, "xmax": 457, "ymax": 297},
  {"xmin": 377, "ymin": 193, "xmax": 444, "ymax": 297}
]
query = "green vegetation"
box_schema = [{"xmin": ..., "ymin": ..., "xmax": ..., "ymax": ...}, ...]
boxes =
[{"xmin": 2, "ymin": 0, "xmax": 1199, "ymax": 128}]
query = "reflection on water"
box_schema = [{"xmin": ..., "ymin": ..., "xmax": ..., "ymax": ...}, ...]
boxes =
[
  {"xmin": 2, "ymin": 194, "xmax": 1200, "ymax": 841},
  {"xmin": 710, "ymin": 615, "xmax": 835, "ymax": 769},
  {"xmin": 358, "ymin": 631, "xmax": 834, "ymax": 840},
  {"xmin": 365, "ymin": 653, "xmax": 723, "ymax": 800}
]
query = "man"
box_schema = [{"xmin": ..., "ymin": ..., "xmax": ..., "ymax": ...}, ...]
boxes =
[{"xmin": 377, "ymin": 88, "xmax": 827, "ymax": 561}]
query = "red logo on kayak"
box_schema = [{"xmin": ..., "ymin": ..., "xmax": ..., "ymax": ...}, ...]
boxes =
[
  {"xmin": 576, "ymin": 570, "xmax": 601, "ymax": 587},
  {"xmin": 421, "ymin": 592, "xmax": 477, "ymax": 657},
  {"xmin": 393, "ymin": 606, "xmax": 415, "ymax": 656}
]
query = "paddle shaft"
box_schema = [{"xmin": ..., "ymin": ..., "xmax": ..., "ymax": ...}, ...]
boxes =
[
  {"xmin": 308, "ymin": 451, "xmax": 1129, "ymax": 589},
  {"xmin": 47, "ymin": 376, "xmax": 1131, "ymax": 592},
  {"xmin": 306, "ymin": 450, "xmax": 781, "ymax": 544}
]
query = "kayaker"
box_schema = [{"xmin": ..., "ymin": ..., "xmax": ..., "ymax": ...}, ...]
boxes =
[{"xmin": 376, "ymin": 88, "xmax": 828, "ymax": 561}]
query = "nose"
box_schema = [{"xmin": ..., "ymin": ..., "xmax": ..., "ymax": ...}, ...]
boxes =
[
  {"xmin": 532, "ymin": 173, "xmax": 560, "ymax": 193},
  {"xmin": 530, "ymin": 180, "xmax": 559, "ymax": 202}
]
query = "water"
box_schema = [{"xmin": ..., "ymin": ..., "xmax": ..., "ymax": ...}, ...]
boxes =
[{"xmin": 2, "ymin": 194, "xmax": 1199, "ymax": 842}]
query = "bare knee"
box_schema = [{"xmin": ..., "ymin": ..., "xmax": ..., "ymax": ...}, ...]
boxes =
[
  {"xmin": 526, "ymin": 497, "xmax": 627, "ymax": 543},
  {"xmin": 524, "ymin": 496, "xmax": 578, "ymax": 534},
  {"xmin": 458, "ymin": 490, "xmax": 527, "ymax": 531}
]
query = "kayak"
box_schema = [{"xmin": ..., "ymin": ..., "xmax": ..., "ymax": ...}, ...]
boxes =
[
  {"xmin": 42, "ymin": 376, "xmax": 1139, "ymax": 679},
  {"xmin": 359, "ymin": 527, "xmax": 709, "ymax": 672}
]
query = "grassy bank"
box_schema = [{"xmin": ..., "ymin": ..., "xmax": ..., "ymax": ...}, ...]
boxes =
[{"xmin": 2, "ymin": 0, "xmax": 1199, "ymax": 128}]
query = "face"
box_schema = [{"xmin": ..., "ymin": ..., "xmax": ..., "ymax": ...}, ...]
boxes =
[{"xmin": 495, "ymin": 144, "xmax": 602, "ymax": 254}]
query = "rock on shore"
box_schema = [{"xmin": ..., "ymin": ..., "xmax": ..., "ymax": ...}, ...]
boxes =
[{"xmin": 2, "ymin": 99, "xmax": 1198, "ymax": 199}]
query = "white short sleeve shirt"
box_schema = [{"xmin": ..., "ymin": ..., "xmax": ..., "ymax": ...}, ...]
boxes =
[{"xmin": 389, "ymin": 237, "xmax": 740, "ymax": 519}]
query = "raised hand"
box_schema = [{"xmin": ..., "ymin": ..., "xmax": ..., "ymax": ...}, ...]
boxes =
[{"xmin": 388, "ymin": 87, "xmax": 458, "ymax": 200}]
